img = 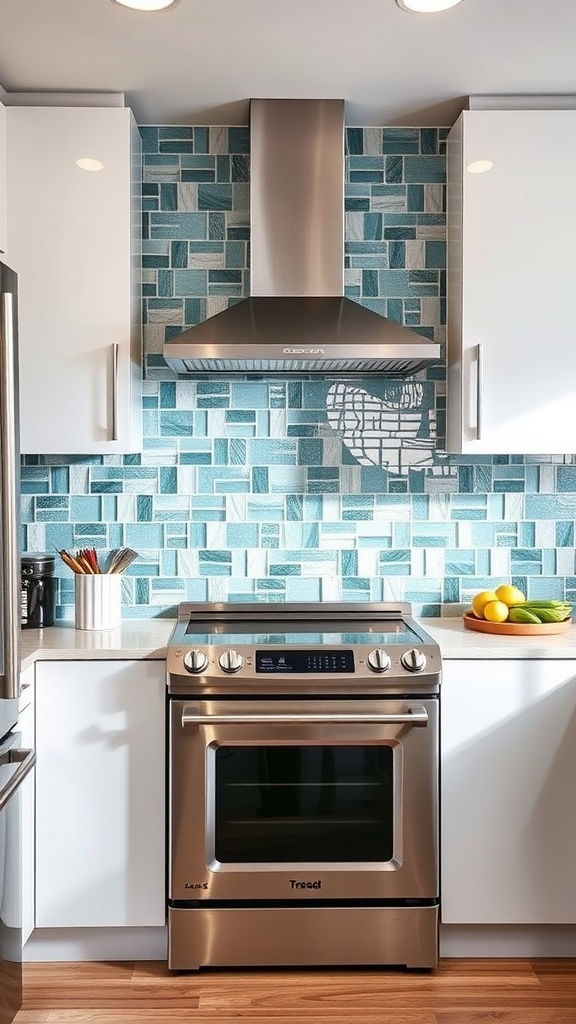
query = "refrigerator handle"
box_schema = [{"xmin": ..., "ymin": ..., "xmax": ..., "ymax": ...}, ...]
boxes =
[{"xmin": 0, "ymin": 290, "xmax": 21, "ymax": 699}]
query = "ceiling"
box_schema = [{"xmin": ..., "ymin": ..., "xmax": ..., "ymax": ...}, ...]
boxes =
[{"xmin": 1, "ymin": 0, "xmax": 575, "ymax": 126}]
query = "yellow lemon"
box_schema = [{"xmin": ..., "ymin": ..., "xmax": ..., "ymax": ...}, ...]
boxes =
[
  {"xmin": 483, "ymin": 600, "xmax": 510, "ymax": 623},
  {"xmin": 471, "ymin": 590, "xmax": 499, "ymax": 618},
  {"xmin": 495, "ymin": 584, "xmax": 526, "ymax": 607}
]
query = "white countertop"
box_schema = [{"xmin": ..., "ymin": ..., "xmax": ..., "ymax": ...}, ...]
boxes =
[
  {"xmin": 421, "ymin": 616, "xmax": 576, "ymax": 659},
  {"xmin": 18, "ymin": 615, "xmax": 576, "ymax": 668},
  {"xmin": 20, "ymin": 618, "xmax": 175, "ymax": 670}
]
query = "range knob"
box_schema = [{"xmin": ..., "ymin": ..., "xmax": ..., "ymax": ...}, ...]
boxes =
[
  {"xmin": 400, "ymin": 648, "xmax": 427, "ymax": 673},
  {"xmin": 367, "ymin": 648, "xmax": 391, "ymax": 673},
  {"xmin": 183, "ymin": 648, "xmax": 209, "ymax": 674},
  {"xmin": 219, "ymin": 649, "xmax": 244, "ymax": 674}
]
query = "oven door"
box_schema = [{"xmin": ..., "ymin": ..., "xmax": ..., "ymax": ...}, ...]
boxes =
[{"xmin": 169, "ymin": 697, "xmax": 438, "ymax": 902}]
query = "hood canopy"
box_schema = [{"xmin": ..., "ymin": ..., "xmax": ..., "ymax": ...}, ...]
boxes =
[{"xmin": 163, "ymin": 99, "xmax": 441, "ymax": 377}]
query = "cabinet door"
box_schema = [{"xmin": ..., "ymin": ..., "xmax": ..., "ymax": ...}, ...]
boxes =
[
  {"xmin": 441, "ymin": 659, "xmax": 576, "ymax": 923},
  {"xmin": 19, "ymin": 664, "xmax": 35, "ymax": 944},
  {"xmin": 35, "ymin": 659, "xmax": 165, "ymax": 928},
  {"xmin": 0, "ymin": 99, "xmax": 6, "ymax": 253},
  {"xmin": 446, "ymin": 110, "xmax": 576, "ymax": 454},
  {"xmin": 6, "ymin": 106, "xmax": 142, "ymax": 454}
]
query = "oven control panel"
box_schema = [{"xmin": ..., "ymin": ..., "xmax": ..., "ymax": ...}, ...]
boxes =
[
  {"xmin": 256, "ymin": 650, "xmax": 355, "ymax": 674},
  {"xmin": 178, "ymin": 645, "xmax": 429, "ymax": 677}
]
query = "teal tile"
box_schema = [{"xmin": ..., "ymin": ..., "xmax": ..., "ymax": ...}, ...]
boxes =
[
  {"xmin": 385, "ymin": 156, "xmax": 403, "ymax": 183},
  {"xmin": 556, "ymin": 522, "xmax": 574, "ymax": 546},
  {"xmin": 181, "ymin": 169, "xmax": 215, "ymax": 183},
  {"xmin": 346, "ymin": 128, "xmax": 364, "ymax": 154},
  {"xmin": 139, "ymin": 127, "xmax": 159, "ymax": 153},
  {"xmin": 173, "ymin": 270, "xmax": 207, "ymax": 296},
  {"xmin": 420, "ymin": 129, "xmax": 439, "ymax": 155},
  {"xmin": 125, "ymin": 524, "xmax": 165, "ymax": 548},
  {"xmin": 557, "ymin": 467, "xmax": 576, "ymax": 491},
  {"xmin": 194, "ymin": 128, "xmax": 209, "ymax": 153},
  {"xmin": 150, "ymin": 212, "xmax": 208, "ymax": 239},
  {"xmin": 198, "ymin": 185, "xmax": 233, "ymax": 210},
  {"xmin": 228, "ymin": 127, "xmax": 250, "ymax": 153},
  {"xmin": 180, "ymin": 155, "xmax": 215, "ymax": 170},
  {"xmin": 425, "ymin": 241, "xmax": 446, "ymax": 268},
  {"xmin": 383, "ymin": 128, "xmax": 419, "ymax": 154},
  {"xmin": 160, "ymin": 411, "xmax": 194, "ymax": 436},
  {"xmin": 404, "ymin": 156, "xmax": 445, "ymax": 183}
]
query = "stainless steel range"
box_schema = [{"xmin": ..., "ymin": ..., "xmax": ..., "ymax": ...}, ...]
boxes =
[{"xmin": 166, "ymin": 601, "xmax": 441, "ymax": 970}]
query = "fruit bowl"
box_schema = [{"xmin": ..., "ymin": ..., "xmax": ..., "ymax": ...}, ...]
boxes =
[{"xmin": 463, "ymin": 612, "xmax": 572, "ymax": 636}]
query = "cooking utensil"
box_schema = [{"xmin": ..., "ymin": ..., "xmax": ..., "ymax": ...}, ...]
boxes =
[
  {"xmin": 105, "ymin": 547, "xmax": 139, "ymax": 574},
  {"xmin": 57, "ymin": 547, "xmax": 138, "ymax": 574}
]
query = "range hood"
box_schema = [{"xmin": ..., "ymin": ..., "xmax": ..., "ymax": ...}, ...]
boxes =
[{"xmin": 163, "ymin": 99, "xmax": 441, "ymax": 377}]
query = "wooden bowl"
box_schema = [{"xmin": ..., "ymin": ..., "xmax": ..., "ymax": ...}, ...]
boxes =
[{"xmin": 463, "ymin": 612, "xmax": 572, "ymax": 636}]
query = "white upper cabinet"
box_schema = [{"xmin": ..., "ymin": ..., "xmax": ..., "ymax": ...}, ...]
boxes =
[
  {"xmin": 0, "ymin": 99, "xmax": 6, "ymax": 253},
  {"xmin": 6, "ymin": 106, "xmax": 142, "ymax": 454},
  {"xmin": 446, "ymin": 109, "xmax": 576, "ymax": 454}
]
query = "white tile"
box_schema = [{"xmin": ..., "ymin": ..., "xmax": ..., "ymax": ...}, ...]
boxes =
[
  {"xmin": 489, "ymin": 547, "xmax": 511, "ymax": 576},
  {"xmin": 226, "ymin": 495, "xmax": 247, "ymax": 522},
  {"xmin": 206, "ymin": 523, "xmax": 227, "ymax": 547},
  {"xmin": 357, "ymin": 550, "xmax": 378, "ymax": 576}
]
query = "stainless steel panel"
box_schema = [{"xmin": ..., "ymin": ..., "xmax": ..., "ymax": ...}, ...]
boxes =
[
  {"xmin": 169, "ymin": 697, "xmax": 439, "ymax": 903},
  {"xmin": 168, "ymin": 904, "xmax": 439, "ymax": 970},
  {"xmin": 162, "ymin": 297, "xmax": 442, "ymax": 376},
  {"xmin": 165, "ymin": 600, "xmax": 442, "ymax": 696},
  {"xmin": 250, "ymin": 99, "xmax": 344, "ymax": 297},
  {"xmin": 0, "ymin": 743, "xmax": 33, "ymax": 1024},
  {"xmin": 0, "ymin": 262, "xmax": 21, "ymax": 724}
]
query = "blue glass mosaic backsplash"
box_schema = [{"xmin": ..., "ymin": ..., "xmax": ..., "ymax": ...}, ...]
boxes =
[{"xmin": 21, "ymin": 125, "xmax": 576, "ymax": 619}]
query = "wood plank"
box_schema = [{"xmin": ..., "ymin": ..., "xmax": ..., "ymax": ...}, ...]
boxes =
[
  {"xmin": 436, "ymin": 1015, "xmax": 576, "ymax": 1024},
  {"xmin": 30, "ymin": 1016, "xmax": 437, "ymax": 1024},
  {"xmin": 17, "ymin": 959, "xmax": 576, "ymax": 1023}
]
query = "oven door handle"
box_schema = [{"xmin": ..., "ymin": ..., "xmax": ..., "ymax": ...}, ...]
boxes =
[{"xmin": 181, "ymin": 706, "xmax": 429, "ymax": 727}]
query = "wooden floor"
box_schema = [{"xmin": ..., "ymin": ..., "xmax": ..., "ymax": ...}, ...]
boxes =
[{"xmin": 16, "ymin": 958, "xmax": 576, "ymax": 1023}]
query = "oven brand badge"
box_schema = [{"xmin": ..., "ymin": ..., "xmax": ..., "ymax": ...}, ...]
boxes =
[
  {"xmin": 184, "ymin": 882, "xmax": 208, "ymax": 890},
  {"xmin": 283, "ymin": 347, "xmax": 325, "ymax": 355},
  {"xmin": 289, "ymin": 879, "xmax": 322, "ymax": 890}
]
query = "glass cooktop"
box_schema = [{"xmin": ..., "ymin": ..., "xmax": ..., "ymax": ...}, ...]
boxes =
[{"xmin": 183, "ymin": 619, "xmax": 423, "ymax": 647}]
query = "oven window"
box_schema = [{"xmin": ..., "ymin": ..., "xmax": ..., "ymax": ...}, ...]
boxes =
[{"xmin": 214, "ymin": 745, "xmax": 394, "ymax": 863}]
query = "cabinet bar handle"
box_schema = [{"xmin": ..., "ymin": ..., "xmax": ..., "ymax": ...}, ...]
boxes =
[
  {"xmin": 0, "ymin": 750, "xmax": 36, "ymax": 813},
  {"xmin": 476, "ymin": 342, "xmax": 483, "ymax": 440},
  {"xmin": 111, "ymin": 343, "xmax": 119, "ymax": 441}
]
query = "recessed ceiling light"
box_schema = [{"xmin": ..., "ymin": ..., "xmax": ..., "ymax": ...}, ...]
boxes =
[
  {"xmin": 76, "ymin": 157, "xmax": 104, "ymax": 172},
  {"xmin": 110, "ymin": 0, "xmax": 180, "ymax": 11},
  {"xmin": 466, "ymin": 160, "xmax": 494, "ymax": 174},
  {"xmin": 396, "ymin": 0, "xmax": 465, "ymax": 12}
]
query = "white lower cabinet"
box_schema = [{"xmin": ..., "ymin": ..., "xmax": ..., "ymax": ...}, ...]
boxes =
[
  {"xmin": 35, "ymin": 659, "xmax": 165, "ymax": 929},
  {"xmin": 19, "ymin": 664, "xmax": 36, "ymax": 944},
  {"xmin": 441, "ymin": 659, "xmax": 576, "ymax": 924}
]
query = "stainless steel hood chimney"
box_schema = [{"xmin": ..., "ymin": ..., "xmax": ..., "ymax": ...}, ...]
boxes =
[{"xmin": 163, "ymin": 99, "xmax": 441, "ymax": 376}]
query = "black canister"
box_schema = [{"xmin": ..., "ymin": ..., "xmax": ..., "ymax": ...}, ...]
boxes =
[{"xmin": 21, "ymin": 553, "xmax": 56, "ymax": 629}]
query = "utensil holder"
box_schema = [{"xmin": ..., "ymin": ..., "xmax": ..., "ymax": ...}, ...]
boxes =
[{"xmin": 75, "ymin": 574, "xmax": 122, "ymax": 630}]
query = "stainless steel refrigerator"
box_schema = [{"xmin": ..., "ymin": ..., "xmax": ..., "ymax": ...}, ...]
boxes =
[{"xmin": 0, "ymin": 259, "xmax": 35, "ymax": 1024}]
